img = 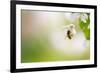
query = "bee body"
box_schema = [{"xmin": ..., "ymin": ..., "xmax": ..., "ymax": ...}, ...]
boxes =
[
  {"xmin": 65, "ymin": 24, "xmax": 76, "ymax": 40},
  {"xmin": 67, "ymin": 30, "xmax": 73, "ymax": 39}
]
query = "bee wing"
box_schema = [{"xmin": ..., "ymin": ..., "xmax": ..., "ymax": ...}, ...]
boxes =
[
  {"xmin": 73, "ymin": 29, "xmax": 76, "ymax": 35},
  {"xmin": 63, "ymin": 28, "xmax": 68, "ymax": 36}
]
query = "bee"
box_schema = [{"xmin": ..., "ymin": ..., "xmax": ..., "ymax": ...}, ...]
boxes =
[{"xmin": 65, "ymin": 24, "xmax": 76, "ymax": 39}]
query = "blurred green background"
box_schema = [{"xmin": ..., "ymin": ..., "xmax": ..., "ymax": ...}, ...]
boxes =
[{"xmin": 21, "ymin": 10, "xmax": 90, "ymax": 63}]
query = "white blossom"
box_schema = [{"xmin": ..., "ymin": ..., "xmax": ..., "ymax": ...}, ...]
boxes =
[{"xmin": 80, "ymin": 13, "xmax": 88, "ymax": 23}]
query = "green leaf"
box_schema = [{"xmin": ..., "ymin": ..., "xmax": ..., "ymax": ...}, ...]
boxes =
[
  {"xmin": 79, "ymin": 13, "xmax": 90, "ymax": 40},
  {"xmin": 83, "ymin": 28, "xmax": 90, "ymax": 40}
]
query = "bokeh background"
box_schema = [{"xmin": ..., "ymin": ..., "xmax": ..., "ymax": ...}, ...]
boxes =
[{"xmin": 21, "ymin": 10, "xmax": 90, "ymax": 63}]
